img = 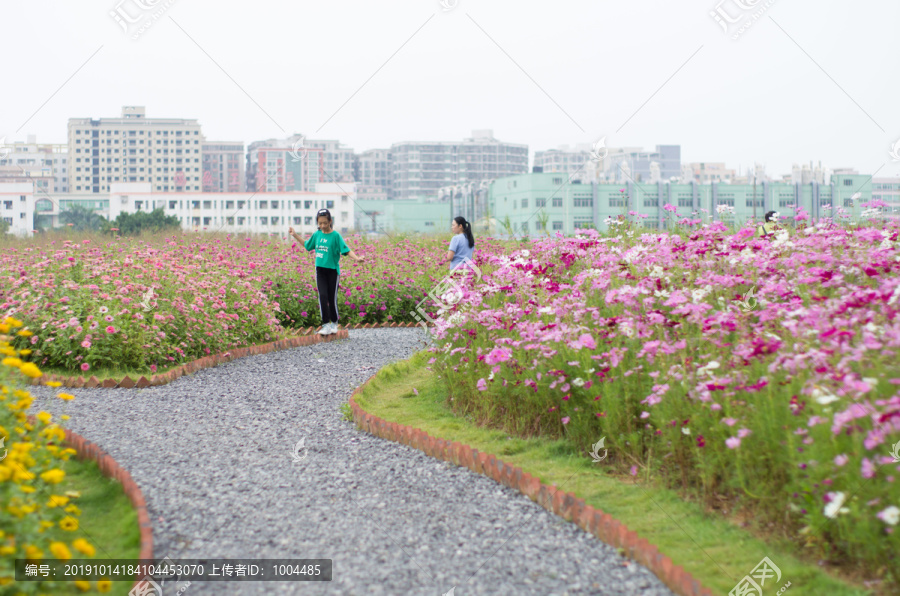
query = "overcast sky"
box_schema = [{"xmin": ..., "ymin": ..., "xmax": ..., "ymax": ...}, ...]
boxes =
[{"xmin": 2, "ymin": 0, "xmax": 898, "ymax": 178}]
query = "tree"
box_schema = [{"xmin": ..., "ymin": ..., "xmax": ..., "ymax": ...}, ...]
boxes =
[
  {"xmin": 536, "ymin": 210, "xmax": 551, "ymax": 238},
  {"xmin": 60, "ymin": 204, "xmax": 106, "ymax": 231},
  {"xmin": 0, "ymin": 218, "xmax": 9, "ymax": 235},
  {"xmin": 103, "ymin": 208, "xmax": 181, "ymax": 236}
]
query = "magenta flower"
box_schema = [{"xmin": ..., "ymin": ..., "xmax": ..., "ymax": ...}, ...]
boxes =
[
  {"xmin": 105, "ymin": 326, "xmax": 117, "ymax": 334},
  {"xmin": 476, "ymin": 378, "xmax": 487, "ymax": 391},
  {"xmin": 81, "ymin": 340, "xmax": 91, "ymax": 349},
  {"xmin": 80, "ymin": 363, "xmax": 90, "ymax": 372},
  {"xmin": 484, "ymin": 347, "xmax": 512, "ymax": 365},
  {"xmin": 561, "ymin": 416, "xmax": 570, "ymax": 425}
]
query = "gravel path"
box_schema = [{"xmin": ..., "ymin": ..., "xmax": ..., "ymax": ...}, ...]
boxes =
[{"xmin": 29, "ymin": 328, "xmax": 674, "ymax": 596}]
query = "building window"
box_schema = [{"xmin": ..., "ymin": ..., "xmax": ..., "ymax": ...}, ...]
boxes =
[
  {"xmin": 238, "ymin": 217, "xmax": 245, "ymax": 225},
  {"xmin": 341, "ymin": 211, "xmax": 348, "ymax": 219},
  {"xmin": 552, "ymin": 197, "xmax": 562, "ymax": 208},
  {"xmin": 203, "ymin": 200, "xmax": 212, "ymax": 209},
  {"xmin": 203, "ymin": 217, "xmax": 211, "ymax": 226},
  {"xmin": 260, "ymin": 216, "xmax": 268, "ymax": 225},
  {"xmin": 552, "ymin": 221, "xmax": 563, "ymax": 230},
  {"xmin": 536, "ymin": 198, "xmax": 546, "ymax": 208},
  {"xmin": 425, "ymin": 222, "xmax": 435, "ymax": 227},
  {"xmin": 227, "ymin": 217, "xmax": 234, "ymax": 225},
  {"xmin": 535, "ymin": 220, "xmax": 543, "ymax": 230},
  {"xmin": 326, "ymin": 200, "xmax": 334, "ymax": 209},
  {"xmin": 226, "ymin": 201, "xmax": 234, "ymax": 210},
  {"xmin": 260, "ymin": 200, "xmax": 268, "ymax": 209},
  {"xmin": 304, "ymin": 200, "xmax": 313, "ymax": 209},
  {"xmin": 573, "ymin": 197, "xmax": 592, "ymax": 207},
  {"xmin": 843, "ymin": 179, "xmax": 853, "ymax": 186},
  {"xmin": 745, "ymin": 199, "xmax": 763, "ymax": 208},
  {"xmin": 271, "ymin": 200, "xmax": 279, "ymax": 209},
  {"xmin": 238, "ymin": 201, "xmax": 246, "ymax": 209},
  {"xmin": 271, "ymin": 216, "xmax": 279, "ymax": 225},
  {"xmin": 304, "ymin": 216, "xmax": 313, "ymax": 225},
  {"xmin": 293, "ymin": 217, "xmax": 301, "ymax": 225},
  {"xmin": 521, "ymin": 198, "xmax": 528, "ymax": 208},
  {"xmin": 552, "ymin": 177, "xmax": 563, "ymax": 185}
]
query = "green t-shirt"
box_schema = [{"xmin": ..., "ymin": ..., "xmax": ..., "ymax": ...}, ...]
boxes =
[{"xmin": 304, "ymin": 230, "xmax": 350, "ymax": 273}]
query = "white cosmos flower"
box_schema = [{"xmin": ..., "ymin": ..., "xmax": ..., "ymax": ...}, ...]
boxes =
[
  {"xmin": 878, "ymin": 505, "xmax": 900, "ymax": 526},
  {"xmin": 572, "ymin": 378, "xmax": 585, "ymax": 387},
  {"xmin": 682, "ymin": 427, "xmax": 691, "ymax": 435},
  {"xmin": 824, "ymin": 492, "xmax": 849, "ymax": 519},
  {"xmin": 812, "ymin": 387, "xmax": 839, "ymax": 405}
]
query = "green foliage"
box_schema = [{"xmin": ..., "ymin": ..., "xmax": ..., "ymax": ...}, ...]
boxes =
[
  {"xmin": 59, "ymin": 204, "xmax": 106, "ymax": 232},
  {"xmin": 102, "ymin": 208, "xmax": 181, "ymax": 237}
]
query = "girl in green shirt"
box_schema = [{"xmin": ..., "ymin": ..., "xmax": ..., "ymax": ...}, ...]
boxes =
[{"xmin": 289, "ymin": 209, "xmax": 365, "ymax": 336}]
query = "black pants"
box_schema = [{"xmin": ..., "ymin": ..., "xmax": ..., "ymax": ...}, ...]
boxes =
[{"xmin": 315, "ymin": 266, "xmax": 340, "ymax": 324}]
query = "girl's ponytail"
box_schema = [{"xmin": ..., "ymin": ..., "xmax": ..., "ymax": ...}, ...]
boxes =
[{"xmin": 463, "ymin": 219, "xmax": 475, "ymax": 249}]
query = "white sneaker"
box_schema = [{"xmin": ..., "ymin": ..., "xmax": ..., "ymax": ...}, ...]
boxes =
[
  {"xmin": 330, "ymin": 323, "xmax": 339, "ymax": 335},
  {"xmin": 318, "ymin": 324, "xmax": 330, "ymax": 336}
]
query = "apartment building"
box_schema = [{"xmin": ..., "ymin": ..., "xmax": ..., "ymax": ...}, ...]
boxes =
[
  {"xmin": 67, "ymin": 106, "xmax": 203, "ymax": 194},
  {"xmin": 201, "ymin": 141, "xmax": 245, "ymax": 192},
  {"xmin": 0, "ymin": 136, "xmax": 68, "ymax": 193},
  {"xmin": 390, "ymin": 130, "xmax": 528, "ymax": 200}
]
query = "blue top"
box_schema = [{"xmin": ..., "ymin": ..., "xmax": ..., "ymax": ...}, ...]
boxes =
[{"xmin": 448, "ymin": 233, "xmax": 474, "ymax": 270}]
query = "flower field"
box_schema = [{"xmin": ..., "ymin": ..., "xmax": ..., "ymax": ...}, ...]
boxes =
[
  {"xmin": 0, "ymin": 232, "xmax": 483, "ymax": 374},
  {"xmin": 430, "ymin": 220, "xmax": 900, "ymax": 586},
  {"xmin": 3, "ymin": 221, "xmax": 899, "ymax": 586}
]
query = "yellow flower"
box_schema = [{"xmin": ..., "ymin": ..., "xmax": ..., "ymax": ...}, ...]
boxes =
[
  {"xmin": 60, "ymin": 448, "xmax": 77, "ymax": 457},
  {"xmin": 40, "ymin": 469, "xmax": 65, "ymax": 484},
  {"xmin": 61, "ymin": 415, "xmax": 71, "ymax": 420},
  {"xmin": 72, "ymin": 539, "xmax": 95, "ymax": 557},
  {"xmin": 97, "ymin": 579, "xmax": 112, "ymax": 592},
  {"xmin": 45, "ymin": 381, "xmax": 62, "ymax": 388},
  {"xmin": 12, "ymin": 468, "xmax": 35, "ymax": 482},
  {"xmin": 3, "ymin": 316, "xmax": 23, "ymax": 327},
  {"xmin": 0, "ymin": 323, "xmax": 9, "ymax": 333},
  {"xmin": 0, "ymin": 467, "xmax": 11, "ymax": 482},
  {"xmin": 19, "ymin": 362, "xmax": 42, "ymax": 378},
  {"xmin": 65, "ymin": 505, "xmax": 82, "ymax": 516},
  {"xmin": 0, "ymin": 546, "xmax": 14, "ymax": 556},
  {"xmin": 18, "ymin": 349, "xmax": 31, "ymax": 355},
  {"xmin": 57, "ymin": 393, "xmax": 75, "ymax": 401},
  {"xmin": 59, "ymin": 516, "xmax": 78, "ymax": 531},
  {"xmin": 50, "ymin": 541, "xmax": 72, "ymax": 560},
  {"xmin": 1, "ymin": 357, "xmax": 22, "ymax": 368},
  {"xmin": 16, "ymin": 329, "xmax": 33, "ymax": 337},
  {"xmin": 74, "ymin": 580, "xmax": 91, "ymax": 592},
  {"xmin": 36, "ymin": 411, "xmax": 52, "ymax": 425},
  {"xmin": 19, "ymin": 486, "xmax": 36, "ymax": 494},
  {"xmin": 39, "ymin": 521, "xmax": 54, "ymax": 530},
  {"xmin": 24, "ymin": 545, "xmax": 43, "ymax": 560},
  {"xmin": 47, "ymin": 495, "xmax": 69, "ymax": 507},
  {"xmin": 64, "ymin": 490, "xmax": 81, "ymax": 498}
]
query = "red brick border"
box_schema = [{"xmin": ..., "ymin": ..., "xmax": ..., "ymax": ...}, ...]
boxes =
[
  {"xmin": 348, "ymin": 382, "xmax": 715, "ymax": 596},
  {"xmin": 28, "ymin": 323, "xmax": 427, "ymax": 389},
  {"xmin": 25, "ymin": 414, "xmax": 152, "ymax": 591}
]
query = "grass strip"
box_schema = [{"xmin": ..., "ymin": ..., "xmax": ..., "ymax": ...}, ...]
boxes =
[{"xmin": 353, "ymin": 352, "xmax": 872, "ymax": 596}]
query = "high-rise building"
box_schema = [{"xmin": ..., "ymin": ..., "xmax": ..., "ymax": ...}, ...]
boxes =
[
  {"xmin": 356, "ymin": 148, "xmax": 391, "ymax": 199},
  {"xmin": 201, "ymin": 141, "xmax": 245, "ymax": 192},
  {"xmin": 0, "ymin": 136, "xmax": 68, "ymax": 193},
  {"xmin": 390, "ymin": 130, "xmax": 528, "ymax": 200},
  {"xmin": 687, "ymin": 162, "xmax": 735, "ymax": 184},
  {"xmin": 533, "ymin": 144, "xmax": 595, "ymax": 182},
  {"xmin": 246, "ymin": 146, "xmax": 323, "ymax": 193},
  {"xmin": 603, "ymin": 145, "xmax": 681, "ymax": 183},
  {"xmin": 246, "ymin": 135, "xmax": 354, "ymax": 191},
  {"xmin": 67, "ymin": 106, "xmax": 203, "ymax": 194}
]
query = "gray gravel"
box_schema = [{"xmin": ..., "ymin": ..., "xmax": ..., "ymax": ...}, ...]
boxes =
[{"xmin": 28, "ymin": 328, "xmax": 674, "ymax": 596}]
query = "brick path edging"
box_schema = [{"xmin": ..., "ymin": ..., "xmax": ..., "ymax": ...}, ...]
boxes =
[
  {"xmin": 348, "ymin": 384, "xmax": 714, "ymax": 596},
  {"xmin": 25, "ymin": 414, "xmax": 153, "ymax": 590},
  {"xmin": 29, "ymin": 322, "xmax": 428, "ymax": 389}
]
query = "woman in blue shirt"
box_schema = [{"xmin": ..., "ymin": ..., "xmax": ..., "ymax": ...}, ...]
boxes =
[{"xmin": 443, "ymin": 216, "xmax": 475, "ymax": 270}]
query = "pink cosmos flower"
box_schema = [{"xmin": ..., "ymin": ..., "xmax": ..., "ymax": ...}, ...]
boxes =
[
  {"xmin": 726, "ymin": 437, "xmax": 741, "ymax": 449},
  {"xmin": 80, "ymin": 363, "xmax": 90, "ymax": 371},
  {"xmin": 722, "ymin": 418, "xmax": 738, "ymax": 427},
  {"xmin": 737, "ymin": 428, "xmax": 752, "ymax": 439},
  {"xmin": 476, "ymin": 378, "xmax": 487, "ymax": 391},
  {"xmin": 484, "ymin": 347, "xmax": 512, "ymax": 365},
  {"xmin": 561, "ymin": 416, "xmax": 570, "ymax": 425},
  {"xmin": 81, "ymin": 340, "xmax": 91, "ymax": 349},
  {"xmin": 834, "ymin": 454, "xmax": 849, "ymax": 467},
  {"xmin": 862, "ymin": 458, "xmax": 876, "ymax": 479}
]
